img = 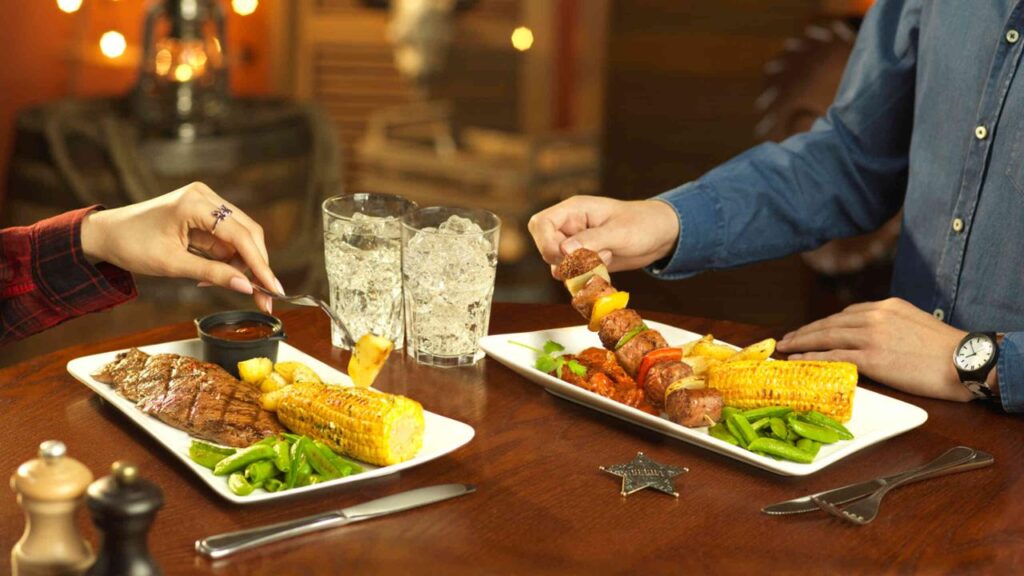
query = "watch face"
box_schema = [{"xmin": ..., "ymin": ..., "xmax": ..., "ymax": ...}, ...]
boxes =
[{"xmin": 955, "ymin": 335, "xmax": 995, "ymax": 372}]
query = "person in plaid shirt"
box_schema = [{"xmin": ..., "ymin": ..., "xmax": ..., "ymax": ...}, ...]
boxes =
[{"xmin": 1, "ymin": 182, "xmax": 280, "ymax": 345}]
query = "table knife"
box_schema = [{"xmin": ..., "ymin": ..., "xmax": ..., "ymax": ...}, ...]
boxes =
[
  {"xmin": 196, "ymin": 483, "xmax": 476, "ymax": 559},
  {"xmin": 762, "ymin": 447, "xmax": 993, "ymax": 516}
]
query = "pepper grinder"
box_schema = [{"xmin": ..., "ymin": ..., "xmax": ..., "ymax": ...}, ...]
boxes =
[
  {"xmin": 10, "ymin": 440, "xmax": 95, "ymax": 576},
  {"xmin": 84, "ymin": 462, "xmax": 163, "ymax": 576}
]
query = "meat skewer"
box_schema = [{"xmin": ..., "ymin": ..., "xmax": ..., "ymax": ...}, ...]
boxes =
[{"xmin": 553, "ymin": 249, "xmax": 723, "ymax": 427}]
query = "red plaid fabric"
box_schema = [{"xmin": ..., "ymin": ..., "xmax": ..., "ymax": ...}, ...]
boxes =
[{"xmin": 1, "ymin": 206, "xmax": 136, "ymax": 344}]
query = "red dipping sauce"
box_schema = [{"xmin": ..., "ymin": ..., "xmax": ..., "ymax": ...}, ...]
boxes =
[{"xmin": 206, "ymin": 321, "xmax": 276, "ymax": 341}]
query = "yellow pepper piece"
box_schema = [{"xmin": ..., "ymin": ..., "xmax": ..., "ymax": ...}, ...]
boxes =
[
  {"xmin": 348, "ymin": 334, "xmax": 395, "ymax": 387},
  {"xmin": 588, "ymin": 291, "xmax": 630, "ymax": 331}
]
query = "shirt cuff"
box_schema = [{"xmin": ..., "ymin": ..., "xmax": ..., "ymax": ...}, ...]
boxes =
[
  {"xmin": 31, "ymin": 206, "xmax": 137, "ymax": 316},
  {"xmin": 997, "ymin": 332, "xmax": 1024, "ymax": 413},
  {"xmin": 644, "ymin": 181, "xmax": 724, "ymax": 280}
]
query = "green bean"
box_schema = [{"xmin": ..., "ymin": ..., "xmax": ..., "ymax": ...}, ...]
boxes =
[
  {"xmin": 188, "ymin": 441, "xmax": 236, "ymax": 470},
  {"xmin": 796, "ymin": 438, "xmax": 821, "ymax": 458},
  {"xmin": 708, "ymin": 423, "xmax": 740, "ymax": 446},
  {"xmin": 263, "ymin": 478, "xmax": 285, "ymax": 493},
  {"xmin": 244, "ymin": 460, "xmax": 277, "ymax": 487},
  {"xmin": 751, "ymin": 417, "xmax": 771, "ymax": 431},
  {"xmin": 212, "ymin": 444, "xmax": 275, "ymax": 476},
  {"xmin": 741, "ymin": 406, "xmax": 793, "ymax": 421},
  {"xmin": 802, "ymin": 411, "xmax": 854, "ymax": 440},
  {"xmin": 788, "ymin": 417, "xmax": 840, "ymax": 444},
  {"xmin": 769, "ymin": 417, "xmax": 788, "ymax": 440},
  {"xmin": 746, "ymin": 438, "xmax": 815, "ymax": 464},
  {"xmin": 227, "ymin": 472, "xmax": 255, "ymax": 496},
  {"xmin": 727, "ymin": 413, "xmax": 759, "ymax": 448},
  {"xmin": 272, "ymin": 440, "xmax": 291, "ymax": 473}
]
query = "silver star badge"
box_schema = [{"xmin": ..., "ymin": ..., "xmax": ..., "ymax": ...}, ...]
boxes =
[{"xmin": 600, "ymin": 452, "xmax": 688, "ymax": 497}]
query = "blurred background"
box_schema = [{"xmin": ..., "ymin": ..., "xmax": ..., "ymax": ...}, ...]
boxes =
[{"xmin": 2, "ymin": 0, "xmax": 897, "ymax": 366}]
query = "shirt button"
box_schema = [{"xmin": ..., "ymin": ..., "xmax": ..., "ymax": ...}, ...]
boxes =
[
  {"xmin": 933, "ymin": 308, "xmax": 945, "ymax": 321},
  {"xmin": 952, "ymin": 217, "xmax": 964, "ymax": 233},
  {"xmin": 975, "ymin": 125, "xmax": 989, "ymax": 139},
  {"xmin": 1008, "ymin": 29, "xmax": 1020, "ymax": 43}
]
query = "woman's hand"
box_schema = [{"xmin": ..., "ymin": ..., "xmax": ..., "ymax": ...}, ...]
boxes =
[
  {"xmin": 775, "ymin": 298, "xmax": 974, "ymax": 402},
  {"xmin": 79, "ymin": 182, "xmax": 280, "ymax": 313},
  {"xmin": 527, "ymin": 195, "xmax": 680, "ymax": 275}
]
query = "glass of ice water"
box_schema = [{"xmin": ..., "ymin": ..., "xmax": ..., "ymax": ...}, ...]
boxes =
[
  {"xmin": 402, "ymin": 206, "xmax": 501, "ymax": 367},
  {"xmin": 322, "ymin": 193, "xmax": 417, "ymax": 349}
]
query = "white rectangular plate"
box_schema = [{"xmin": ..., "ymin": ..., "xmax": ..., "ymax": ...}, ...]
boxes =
[
  {"xmin": 67, "ymin": 339, "xmax": 475, "ymax": 503},
  {"xmin": 480, "ymin": 321, "xmax": 928, "ymax": 476}
]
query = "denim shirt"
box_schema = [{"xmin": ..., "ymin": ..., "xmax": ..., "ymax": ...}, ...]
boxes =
[{"xmin": 650, "ymin": 0, "xmax": 1024, "ymax": 412}]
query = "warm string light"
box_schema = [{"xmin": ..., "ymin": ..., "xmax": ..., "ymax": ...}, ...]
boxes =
[
  {"xmin": 56, "ymin": 0, "xmax": 83, "ymax": 13},
  {"xmin": 232, "ymin": 0, "xmax": 259, "ymax": 16},
  {"xmin": 174, "ymin": 64, "xmax": 195, "ymax": 82},
  {"xmin": 99, "ymin": 30, "xmax": 127, "ymax": 59},
  {"xmin": 511, "ymin": 26, "xmax": 534, "ymax": 52}
]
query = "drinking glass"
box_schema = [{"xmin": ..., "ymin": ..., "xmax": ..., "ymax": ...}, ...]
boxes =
[
  {"xmin": 402, "ymin": 206, "xmax": 500, "ymax": 367},
  {"xmin": 322, "ymin": 193, "xmax": 416, "ymax": 349}
]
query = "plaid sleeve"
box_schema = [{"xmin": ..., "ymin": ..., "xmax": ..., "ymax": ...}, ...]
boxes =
[{"xmin": 1, "ymin": 206, "xmax": 137, "ymax": 344}]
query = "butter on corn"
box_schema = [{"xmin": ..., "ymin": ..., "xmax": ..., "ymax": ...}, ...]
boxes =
[
  {"xmin": 708, "ymin": 360, "xmax": 857, "ymax": 423},
  {"xmin": 276, "ymin": 381, "xmax": 425, "ymax": 466}
]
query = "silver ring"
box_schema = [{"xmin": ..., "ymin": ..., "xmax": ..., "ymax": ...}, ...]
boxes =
[{"xmin": 211, "ymin": 204, "xmax": 233, "ymax": 234}]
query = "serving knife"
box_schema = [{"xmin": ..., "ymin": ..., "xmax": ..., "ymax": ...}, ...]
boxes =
[
  {"xmin": 762, "ymin": 447, "xmax": 993, "ymax": 516},
  {"xmin": 196, "ymin": 483, "xmax": 476, "ymax": 559}
]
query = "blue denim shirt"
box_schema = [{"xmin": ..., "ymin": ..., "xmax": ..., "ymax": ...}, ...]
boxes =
[{"xmin": 650, "ymin": 0, "xmax": 1024, "ymax": 412}]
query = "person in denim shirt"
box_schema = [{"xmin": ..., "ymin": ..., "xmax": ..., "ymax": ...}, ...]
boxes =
[{"xmin": 529, "ymin": 0, "xmax": 1024, "ymax": 412}]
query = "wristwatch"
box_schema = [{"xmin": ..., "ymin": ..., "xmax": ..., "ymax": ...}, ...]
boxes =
[{"xmin": 953, "ymin": 332, "xmax": 999, "ymax": 400}]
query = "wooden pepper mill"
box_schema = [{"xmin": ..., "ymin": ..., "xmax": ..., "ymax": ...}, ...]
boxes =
[
  {"xmin": 10, "ymin": 440, "xmax": 95, "ymax": 576},
  {"xmin": 84, "ymin": 462, "xmax": 163, "ymax": 576}
]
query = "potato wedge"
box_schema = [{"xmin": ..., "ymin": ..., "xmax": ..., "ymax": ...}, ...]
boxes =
[
  {"xmin": 272, "ymin": 361, "xmax": 304, "ymax": 383},
  {"xmin": 259, "ymin": 385, "xmax": 292, "ymax": 412},
  {"xmin": 680, "ymin": 355, "xmax": 721, "ymax": 376},
  {"xmin": 726, "ymin": 338, "xmax": 776, "ymax": 363},
  {"xmin": 238, "ymin": 357, "xmax": 273, "ymax": 385},
  {"xmin": 291, "ymin": 365, "xmax": 321, "ymax": 384},
  {"xmin": 348, "ymin": 334, "xmax": 394, "ymax": 388},
  {"xmin": 689, "ymin": 339, "xmax": 738, "ymax": 362},
  {"xmin": 259, "ymin": 372, "xmax": 288, "ymax": 393},
  {"xmin": 679, "ymin": 334, "xmax": 713, "ymax": 357}
]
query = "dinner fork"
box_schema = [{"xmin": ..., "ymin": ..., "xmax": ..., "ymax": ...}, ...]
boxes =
[
  {"xmin": 813, "ymin": 446, "xmax": 978, "ymax": 525},
  {"xmin": 187, "ymin": 245, "xmax": 356, "ymax": 347}
]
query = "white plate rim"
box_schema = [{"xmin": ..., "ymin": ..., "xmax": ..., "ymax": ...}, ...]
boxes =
[
  {"xmin": 480, "ymin": 321, "xmax": 928, "ymax": 476},
  {"xmin": 66, "ymin": 338, "xmax": 475, "ymax": 504}
]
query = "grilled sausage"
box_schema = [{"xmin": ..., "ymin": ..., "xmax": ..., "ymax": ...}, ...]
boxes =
[
  {"xmin": 643, "ymin": 360, "xmax": 692, "ymax": 408},
  {"xmin": 615, "ymin": 329, "xmax": 668, "ymax": 376},
  {"xmin": 665, "ymin": 387, "xmax": 724, "ymax": 428},
  {"xmin": 571, "ymin": 275, "xmax": 616, "ymax": 320},
  {"xmin": 555, "ymin": 248, "xmax": 605, "ymax": 281},
  {"xmin": 598, "ymin": 309, "xmax": 645, "ymax": 349}
]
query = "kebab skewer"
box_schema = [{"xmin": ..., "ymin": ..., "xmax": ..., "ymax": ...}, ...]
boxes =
[{"xmin": 553, "ymin": 249, "xmax": 724, "ymax": 427}]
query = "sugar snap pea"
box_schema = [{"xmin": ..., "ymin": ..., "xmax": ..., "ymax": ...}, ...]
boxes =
[
  {"xmin": 746, "ymin": 438, "xmax": 815, "ymax": 464},
  {"xmin": 787, "ymin": 417, "xmax": 840, "ymax": 444},
  {"xmin": 727, "ymin": 413, "xmax": 759, "ymax": 448},
  {"xmin": 313, "ymin": 441, "xmax": 363, "ymax": 476},
  {"xmin": 796, "ymin": 438, "xmax": 820, "ymax": 458},
  {"xmin": 708, "ymin": 423, "xmax": 740, "ymax": 445},
  {"xmin": 188, "ymin": 440, "xmax": 236, "ymax": 470},
  {"xmin": 741, "ymin": 406, "xmax": 793, "ymax": 421},
  {"xmin": 244, "ymin": 459, "xmax": 277, "ymax": 487},
  {"xmin": 304, "ymin": 443, "xmax": 344, "ymax": 480},
  {"xmin": 750, "ymin": 417, "xmax": 771, "ymax": 431},
  {"xmin": 272, "ymin": 439, "xmax": 291, "ymax": 473},
  {"xmin": 769, "ymin": 417, "xmax": 788, "ymax": 439},
  {"xmin": 263, "ymin": 478, "xmax": 285, "ymax": 493},
  {"xmin": 227, "ymin": 472, "xmax": 255, "ymax": 496},
  {"xmin": 721, "ymin": 406, "xmax": 742, "ymax": 420},
  {"xmin": 802, "ymin": 411, "xmax": 854, "ymax": 440},
  {"xmin": 300, "ymin": 474, "xmax": 323, "ymax": 487},
  {"xmin": 212, "ymin": 444, "xmax": 275, "ymax": 476}
]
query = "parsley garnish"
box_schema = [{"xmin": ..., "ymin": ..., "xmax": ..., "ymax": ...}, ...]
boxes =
[{"xmin": 510, "ymin": 339, "xmax": 587, "ymax": 377}]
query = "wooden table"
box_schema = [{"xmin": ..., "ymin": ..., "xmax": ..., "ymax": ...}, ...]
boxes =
[{"xmin": 1, "ymin": 303, "xmax": 1022, "ymax": 574}]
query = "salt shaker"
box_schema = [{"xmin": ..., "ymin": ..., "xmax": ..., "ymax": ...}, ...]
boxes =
[
  {"xmin": 10, "ymin": 440, "xmax": 95, "ymax": 576},
  {"xmin": 84, "ymin": 462, "xmax": 163, "ymax": 576}
]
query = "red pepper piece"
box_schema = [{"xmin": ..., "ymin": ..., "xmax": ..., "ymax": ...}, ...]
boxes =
[{"xmin": 635, "ymin": 347, "xmax": 683, "ymax": 388}]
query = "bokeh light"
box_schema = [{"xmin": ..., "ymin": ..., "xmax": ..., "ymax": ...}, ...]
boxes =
[
  {"xmin": 99, "ymin": 31, "xmax": 127, "ymax": 59},
  {"xmin": 232, "ymin": 0, "xmax": 259, "ymax": 16},
  {"xmin": 174, "ymin": 64, "xmax": 195, "ymax": 82},
  {"xmin": 511, "ymin": 26, "xmax": 534, "ymax": 52},
  {"xmin": 57, "ymin": 0, "xmax": 83, "ymax": 13}
]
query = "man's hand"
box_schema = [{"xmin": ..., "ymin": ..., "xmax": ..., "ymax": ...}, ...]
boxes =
[
  {"xmin": 80, "ymin": 182, "xmax": 279, "ymax": 314},
  {"xmin": 776, "ymin": 298, "xmax": 975, "ymax": 402},
  {"xmin": 527, "ymin": 195, "xmax": 680, "ymax": 276}
]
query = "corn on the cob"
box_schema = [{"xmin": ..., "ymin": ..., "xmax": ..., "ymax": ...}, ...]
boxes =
[
  {"xmin": 276, "ymin": 382, "xmax": 425, "ymax": 466},
  {"xmin": 708, "ymin": 360, "xmax": 858, "ymax": 422}
]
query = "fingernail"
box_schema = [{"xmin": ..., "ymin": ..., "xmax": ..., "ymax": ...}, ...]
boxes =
[
  {"xmin": 788, "ymin": 354, "xmax": 803, "ymax": 360},
  {"xmin": 229, "ymin": 276, "xmax": 253, "ymax": 295},
  {"xmin": 265, "ymin": 298, "xmax": 273, "ymax": 315},
  {"xmin": 561, "ymin": 238, "xmax": 582, "ymax": 254},
  {"xmin": 196, "ymin": 281, "xmax": 213, "ymax": 288},
  {"xmin": 598, "ymin": 250, "xmax": 612, "ymax": 265},
  {"xmin": 273, "ymin": 277, "xmax": 285, "ymax": 295}
]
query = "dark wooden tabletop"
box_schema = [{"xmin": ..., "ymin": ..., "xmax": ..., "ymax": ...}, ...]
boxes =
[{"xmin": 1, "ymin": 303, "xmax": 1022, "ymax": 574}]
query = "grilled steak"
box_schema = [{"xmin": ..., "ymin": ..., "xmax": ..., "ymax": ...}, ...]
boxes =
[{"xmin": 93, "ymin": 348, "xmax": 283, "ymax": 447}]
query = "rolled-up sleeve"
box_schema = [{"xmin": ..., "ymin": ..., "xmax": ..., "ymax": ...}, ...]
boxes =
[
  {"xmin": 648, "ymin": 0, "xmax": 920, "ymax": 279},
  {"xmin": 998, "ymin": 333, "xmax": 1024, "ymax": 413},
  {"xmin": 1, "ymin": 206, "xmax": 136, "ymax": 344}
]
